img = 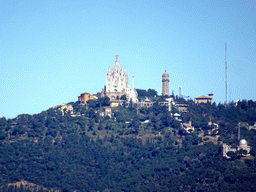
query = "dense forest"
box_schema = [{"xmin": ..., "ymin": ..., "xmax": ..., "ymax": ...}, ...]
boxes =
[{"xmin": 0, "ymin": 92, "xmax": 256, "ymax": 191}]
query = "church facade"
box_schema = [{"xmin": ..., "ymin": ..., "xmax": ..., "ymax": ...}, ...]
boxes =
[{"xmin": 105, "ymin": 55, "xmax": 137, "ymax": 102}]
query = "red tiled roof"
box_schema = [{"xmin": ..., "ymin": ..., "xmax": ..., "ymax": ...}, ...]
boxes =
[{"xmin": 195, "ymin": 95, "xmax": 211, "ymax": 99}]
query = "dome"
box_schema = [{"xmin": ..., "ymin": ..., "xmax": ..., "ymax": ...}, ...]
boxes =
[
  {"xmin": 162, "ymin": 70, "xmax": 169, "ymax": 77},
  {"xmin": 239, "ymin": 139, "xmax": 247, "ymax": 145}
]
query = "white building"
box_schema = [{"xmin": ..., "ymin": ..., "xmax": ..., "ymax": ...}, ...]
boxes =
[
  {"xmin": 105, "ymin": 55, "xmax": 137, "ymax": 102},
  {"xmin": 106, "ymin": 55, "xmax": 129, "ymax": 93},
  {"xmin": 159, "ymin": 98, "xmax": 173, "ymax": 112},
  {"xmin": 222, "ymin": 139, "xmax": 251, "ymax": 158}
]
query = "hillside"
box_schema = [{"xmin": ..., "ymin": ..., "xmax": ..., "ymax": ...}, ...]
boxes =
[{"xmin": 0, "ymin": 97, "xmax": 256, "ymax": 191}]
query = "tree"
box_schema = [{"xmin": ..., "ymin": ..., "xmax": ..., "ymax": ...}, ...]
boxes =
[
  {"xmin": 226, "ymin": 151, "xmax": 237, "ymax": 160},
  {"xmin": 87, "ymin": 99, "xmax": 97, "ymax": 109},
  {"xmin": 98, "ymin": 97, "xmax": 110, "ymax": 107},
  {"xmin": 0, "ymin": 117, "xmax": 6, "ymax": 127},
  {"xmin": 120, "ymin": 95, "xmax": 127, "ymax": 100},
  {"xmin": 147, "ymin": 89, "xmax": 158, "ymax": 97},
  {"xmin": 237, "ymin": 149, "xmax": 247, "ymax": 157},
  {"xmin": 136, "ymin": 89, "xmax": 147, "ymax": 98},
  {"xmin": 0, "ymin": 132, "xmax": 6, "ymax": 140},
  {"xmin": 250, "ymin": 147, "xmax": 256, "ymax": 156},
  {"xmin": 87, "ymin": 108, "xmax": 96, "ymax": 119}
]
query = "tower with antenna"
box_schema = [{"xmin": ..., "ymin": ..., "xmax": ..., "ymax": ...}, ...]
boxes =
[
  {"xmin": 225, "ymin": 42, "xmax": 227, "ymax": 104},
  {"xmin": 238, "ymin": 123, "xmax": 241, "ymax": 141},
  {"xmin": 229, "ymin": 83, "xmax": 232, "ymax": 103}
]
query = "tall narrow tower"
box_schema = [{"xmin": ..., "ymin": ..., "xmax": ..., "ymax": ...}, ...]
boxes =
[
  {"xmin": 225, "ymin": 42, "xmax": 227, "ymax": 104},
  {"xmin": 162, "ymin": 70, "xmax": 169, "ymax": 96},
  {"xmin": 179, "ymin": 86, "xmax": 182, "ymax": 98}
]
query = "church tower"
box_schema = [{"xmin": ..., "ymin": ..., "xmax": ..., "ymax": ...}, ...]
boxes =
[
  {"xmin": 162, "ymin": 70, "xmax": 169, "ymax": 96},
  {"xmin": 105, "ymin": 55, "xmax": 137, "ymax": 102},
  {"xmin": 106, "ymin": 55, "xmax": 129, "ymax": 93}
]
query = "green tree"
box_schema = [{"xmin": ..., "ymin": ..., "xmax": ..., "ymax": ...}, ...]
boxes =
[
  {"xmin": 120, "ymin": 95, "xmax": 127, "ymax": 100},
  {"xmin": 226, "ymin": 151, "xmax": 237, "ymax": 160},
  {"xmin": 147, "ymin": 88, "xmax": 158, "ymax": 97},
  {"xmin": 0, "ymin": 117, "xmax": 6, "ymax": 127}
]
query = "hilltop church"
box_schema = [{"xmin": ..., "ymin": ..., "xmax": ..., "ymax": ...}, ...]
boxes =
[{"xmin": 105, "ymin": 55, "xmax": 137, "ymax": 102}]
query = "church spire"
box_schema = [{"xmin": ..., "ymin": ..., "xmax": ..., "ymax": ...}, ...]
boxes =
[{"xmin": 114, "ymin": 55, "xmax": 120, "ymax": 70}]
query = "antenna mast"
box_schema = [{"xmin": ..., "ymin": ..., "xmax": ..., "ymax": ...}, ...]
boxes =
[
  {"xmin": 225, "ymin": 42, "xmax": 227, "ymax": 104},
  {"xmin": 230, "ymin": 83, "xmax": 231, "ymax": 103},
  {"xmin": 179, "ymin": 86, "xmax": 182, "ymax": 98},
  {"xmin": 238, "ymin": 123, "xmax": 241, "ymax": 141},
  {"xmin": 132, "ymin": 76, "xmax": 134, "ymax": 91}
]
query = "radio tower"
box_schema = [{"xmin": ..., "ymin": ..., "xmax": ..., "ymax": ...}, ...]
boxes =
[
  {"xmin": 179, "ymin": 86, "xmax": 182, "ymax": 98},
  {"xmin": 225, "ymin": 42, "xmax": 227, "ymax": 104}
]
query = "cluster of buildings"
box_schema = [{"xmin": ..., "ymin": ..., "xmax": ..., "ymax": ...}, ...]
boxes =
[
  {"xmin": 76, "ymin": 55, "xmax": 251, "ymax": 158},
  {"xmin": 78, "ymin": 55, "xmax": 214, "ymax": 107},
  {"xmin": 52, "ymin": 103, "xmax": 74, "ymax": 116},
  {"xmin": 78, "ymin": 55, "xmax": 137, "ymax": 106},
  {"xmin": 223, "ymin": 139, "xmax": 251, "ymax": 158},
  {"xmin": 75, "ymin": 55, "xmax": 216, "ymax": 121}
]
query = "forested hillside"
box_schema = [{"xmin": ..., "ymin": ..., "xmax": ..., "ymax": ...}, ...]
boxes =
[{"xmin": 0, "ymin": 97, "xmax": 256, "ymax": 191}]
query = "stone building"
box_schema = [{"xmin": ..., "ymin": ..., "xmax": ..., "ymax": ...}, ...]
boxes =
[
  {"xmin": 78, "ymin": 92, "xmax": 95, "ymax": 104},
  {"xmin": 181, "ymin": 121, "xmax": 195, "ymax": 133},
  {"xmin": 159, "ymin": 98, "xmax": 173, "ymax": 111},
  {"xmin": 101, "ymin": 107, "xmax": 111, "ymax": 118},
  {"xmin": 222, "ymin": 139, "xmax": 251, "ymax": 158},
  {"xmin": 195, "ymin": 92, "xmax": 214, "ymax": 104},
  {"xmin": 134, "ymin": 98, "xmax": 154, "ymax": 108},
  {"xmin": 106, "ymin": 55, "xmax": 129, "ymax": 94},
  {"xmin": 162, "ymin": 70, "xmax": 169, "ymax": 96},
  {"xmin": 59, "ymin": 103, "xmax": 73, "ymax": 116},
  {"xmin": 105, "ymin": 55, "xmax": 137, "ymax": 102},
  {"xmin": 176, "ymin": 104, "xmax": 189, "ymax": 113}
]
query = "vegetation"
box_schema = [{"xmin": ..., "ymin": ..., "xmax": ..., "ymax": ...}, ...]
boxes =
[
  {"xmin": 136, "ymin": 88, "xmax": 158, "ymax": 100},
  {"xmin": 0, "ymin": 97, "xmax": 256, "ymax": 191}
]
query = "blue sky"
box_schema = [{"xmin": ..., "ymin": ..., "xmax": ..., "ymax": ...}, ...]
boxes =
[{"xmin": 0, "ymin": 0, "xmax": 255, "ymax": 119}]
